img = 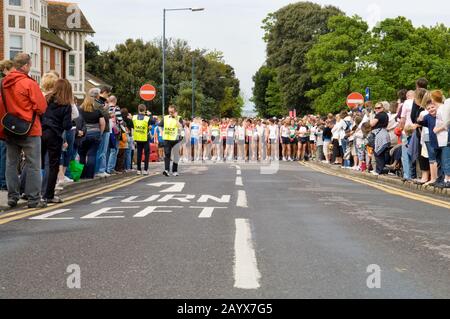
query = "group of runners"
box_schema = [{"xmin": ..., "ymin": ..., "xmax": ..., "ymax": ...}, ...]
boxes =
[{"xmin": 152, "ymin": 115, "xmax": 322, "ymax": 163}]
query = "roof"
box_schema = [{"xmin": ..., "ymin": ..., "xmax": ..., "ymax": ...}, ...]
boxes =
[
  {"xmin": 85, "ymin": 72, "xmax": 113, "ymax": 90},
  {"xmin": 47, "ymin": 1, "xmax": 95, "ymax": 34},
  {"xmin": 40, "ymin": 27, "xmax": 72, "ymax": 50}
]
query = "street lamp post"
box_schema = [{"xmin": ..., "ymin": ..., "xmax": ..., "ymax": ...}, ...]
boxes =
[
  {"xmin": 192, "ymin": 56, "xmax": 195, "ymax": 119},
  {"xmin": 162, "ymin": 7, "xmax": 204, "ymax": 117}
]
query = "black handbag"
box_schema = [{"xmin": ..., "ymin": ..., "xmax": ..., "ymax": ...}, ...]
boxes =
[{"xmin": 1, "ymin": 79, "xmax": 36, "ymax": 137}]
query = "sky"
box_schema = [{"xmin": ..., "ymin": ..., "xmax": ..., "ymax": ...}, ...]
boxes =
[{"xmin": 70, "ymin": 0, "xmax": 450, "ymax": 112}]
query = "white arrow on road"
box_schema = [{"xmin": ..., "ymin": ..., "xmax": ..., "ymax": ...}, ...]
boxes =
[{"xmin": 147, "ymin": 182, "xmax": 186, "ymax": 193}]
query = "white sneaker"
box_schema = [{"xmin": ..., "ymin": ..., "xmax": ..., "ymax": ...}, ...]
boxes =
[
  {"xmin": 282, "ymin": 157, "xmax": 287, "ymax": 162},
  {"xmin": 172, "ymin": 172, "xmax": 179, "ymax": 177},
  {"xmin": 64, "ymin": 176, "xmax": 74, "ymax": 183},
  {"xmin": 289, "ymin": 157, "xmax": 293, "ymax": 162},
  {"xmin": 143, "ymin": 170, "xmax": 149, "ymax": 176},
  {"xmin": 55, "ymin": 182, "xmax": 64, "ymax": 191},
  {"xmin": 137, "ymin": 170, "xmax": 142, "ymax": 176},
  {"xmin": 371, "ymin": 171, "xmax": 380, "ymax": 176}
]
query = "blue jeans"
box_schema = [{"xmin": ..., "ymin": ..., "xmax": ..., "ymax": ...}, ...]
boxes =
[
  {"xmin": 80, "ymin": 131, "xmax": 101, "ymax": 179},
  {"xmin": 6, "ymin": 136, "xmax": 42, "ymax": 204},
  {"xmin": 62, "ymin": 129, "xmax": 76, "ymax": 168},
  {"xmin": 401, "ymin": 143, "xmax": 411, "ymax": 180},
  {"xmin": 0, "ymin": 140, "xmax": 6, "ymax": 189},
  {"xmin": 124, "ymin": 148, "xmax": 132, "ymax": 170},
  {"xmin": 107, "ymin": 138, "xmax": 119, "ymax": 173},
  {"xmin": 95, "ymin": 132, "xmax": 110, "ymax": 174},
  {"xmin": 442, "ymin": 145, "xmax": 450, "ymax": 177}
]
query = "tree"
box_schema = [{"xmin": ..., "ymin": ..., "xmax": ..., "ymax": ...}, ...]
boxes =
[
  {"xmin": 262, "ymin": 2, "xmax": 343, "ymax": 113},
  {"xmin": 265, "ymin": 76, "xmax": 287, "ymax": 117},
  {"xmin": 174, "ymin": 81, "xmax": 205, "ymax": 118},
  {"xmin": 305, "ymin": 15, "xmax": 373, "ymax": 114},
  {"xmin": 85, "ymin": 39, "xmax": 243, "ymax": 116},
  {"xmin": 252, "ymin": 65, "xmax": 276, "ymax": 118},
  {"xmin": 304, "ymin": 15, "xmax": 450, "ymax": 114}
]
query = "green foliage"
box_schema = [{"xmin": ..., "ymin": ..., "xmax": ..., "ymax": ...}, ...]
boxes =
[
  {"xmin": 86, "ymin": 39, "xmax": 242, "ymax": 117},
  {"xmin": 306, "ymin": 15, "xmax": 450, "ymax": 114},
  {"xmin": 256, "ymin": 3, "xmax": 450, "ymax": 116},
  {"xmin": 265, "ymin": 74, "xmax": 287, "ymax": 117},
  {"xmin": 262, "ymin": 1, "xmax": 343, "ymax": 113},
  {"xmin": 251, "ymin": 65, "xmax": 276, "ymax": 117}
]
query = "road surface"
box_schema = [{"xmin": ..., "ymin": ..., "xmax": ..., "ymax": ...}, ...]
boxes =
[{"xmin": 0, "ymin": 162, "xmax": 449, "ymax": 299}]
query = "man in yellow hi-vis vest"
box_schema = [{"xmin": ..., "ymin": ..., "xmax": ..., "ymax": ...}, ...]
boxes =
[
  {"xmin": 132, "ymin": 104, "xmax": 154, "ymax": 175},
  {"xmin": 159, "ymin": 105, "xmax": 183, "ymax": 177}
]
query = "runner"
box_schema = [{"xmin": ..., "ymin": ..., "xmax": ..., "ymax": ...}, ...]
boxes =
[
  {"xmin": 201, "ymin": 119, "xmax": 211, "ymax": 161},
  {"xmin": 190, "ymin": 117, "xmax": 201, "ymax": 161},
  {"xmin": 225, "ymin": 118, "xmax": 236, "ymax": 161},
  {"xmin": 236, "ymin": 119, "xmax": 246, "ymax": 161},
  {"xmin": 281, "ymin": 119, "xmax": 291, "ymax": 161},
  {"xmin": 267, "ymin": 119, "xmax": 279, "ymax": 161},
  {"xmin": 181, "ymin": 119, "xmax": 191, "ymax": 162},
  {"xmin": 297, "ymin": 120, "xmax": 309, "ymax": 161},
  {"xmin": 211, "ymin": 119, "xmax": 221, "ymax": 161},
  {"xmin": 289, "ymin": 119, "xmax": 298, "ymax": 161}
]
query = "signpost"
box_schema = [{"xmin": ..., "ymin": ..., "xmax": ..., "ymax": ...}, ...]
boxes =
[
  {"xmin": 140, "ymin": 84, "xmax": 157, "ymax": 101},
  {"xmin": 346, "ymin": 92, "xmax": 365, "ymax": 109},
  {"xmin": 365, "ymin": 87, "xmax": 371, "ymax": 102}
]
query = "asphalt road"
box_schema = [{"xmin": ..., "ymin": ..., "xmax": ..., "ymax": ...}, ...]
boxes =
[{"xmin": 0, "ymin": 162, "xmax": 449, "ymax": 299}]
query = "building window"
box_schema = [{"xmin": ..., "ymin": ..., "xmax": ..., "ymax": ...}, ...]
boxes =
[
  {"xmin": 43, "ymin": 47, "xmax": 50, "ymax": 73},
  {"xmin": 9, "ymin": 35, "xmax": 23, "ymax": 59},
  {"xmin": 8, "ymin": 15, "xmax": 15, "ymax": 28},
  {"xmin": 9, "ymin": 0, "xmax": 22, "ymax": 6},
  {"xmin": 68, "ymin": 54, "xmax": 76, "ymax": 77},
  {"xmin": 19, "ymin": 16, "xmax": 26, "ymax": 29},
  {"xmin": 55, "ymin": 51, "xmax": 62, "ymax": 75}
]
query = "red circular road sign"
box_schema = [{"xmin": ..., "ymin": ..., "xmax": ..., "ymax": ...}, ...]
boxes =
[
  {"xmin": 140, "ymin": 84, "xmax": 157, "ymax": 101},
  {"xmin": 346, "ymin": 92, "xmax": 365, "ymax": 109}
]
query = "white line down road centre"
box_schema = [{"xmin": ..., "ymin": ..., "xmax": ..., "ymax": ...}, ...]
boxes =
[{"xmin": 234, "ymin": 219, "xmax": 261, "ymax": 290}]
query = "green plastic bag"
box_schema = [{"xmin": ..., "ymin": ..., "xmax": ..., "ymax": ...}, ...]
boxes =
[{"xmin": 69, "ymin": 160, "xmax": 84, "ymax": 182}]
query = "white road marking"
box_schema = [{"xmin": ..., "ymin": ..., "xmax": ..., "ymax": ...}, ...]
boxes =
[
  {"xmin": 81, "ymin": 207, "xmax": 139, "ymax": 219},
  {"xmin": 237, "ymin": 170, "xmax": 242, "ymax": 176},
  {"xmin": 122, "ymin": 195, "xmax": 160, "ymax": 203},
  {"xmin": 234, "ymin": 219, "xmax": 261, "ymax": 289},
  {"xmin": 191, "ymin": 206, "xmax": 227, "ymax": 218},
  {"xmin": 133, "ymin": 206, "xmax": 183, "ymax": 217},
  {"xmin": 158, "ymin": 194, "xmax": 195, "ymax": 203},
  {"xmin": 92, "ymin": 196, "xmax": 123, "ymax": 204},
  {"xmin": 148, "ymin": 182, "xmax": 186, "ymax": 193},
  {"xmin": 197, "ymin": 195, "xmax": 231, "ymax": 203},
  {"xmin": 30, "ymin": 209, "xmax": 73, "ymax": 220},
  {"xmin": 236, "ymin": 176, "xmax": 243, "ymax": 186},
  {"xmin": 236, "ymin": 190, "xmax": 248, "ymax": 208}
]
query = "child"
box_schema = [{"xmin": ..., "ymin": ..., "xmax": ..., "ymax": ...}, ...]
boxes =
[
  {"xmin": 358, "ymin": 122, "xmax": 372, "ymax": 172},
  {"xmin": 115, "ymin": 124, "xmax": 129, "ymax": 172}
]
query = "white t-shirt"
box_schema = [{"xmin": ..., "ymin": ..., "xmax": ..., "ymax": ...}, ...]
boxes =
[
  {"xmin": 436, "ymin": 105, "xmax": 449, "ymax": 147},
  {"xmin": 281, "ymin": 126, "xmax": 290, "ymax": 138},
  {"xmin": 401, "ymin": 99, "xmax": 414, "ymax": 128}
]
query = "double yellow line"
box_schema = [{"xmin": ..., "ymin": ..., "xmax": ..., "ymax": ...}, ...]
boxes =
[
  {"xmin": 0, "ymin": 175, "xmax": 150, "ymax": 225},
  {"xmin": 300, "ymin": 162, "xmax": 450, "ymax": 210}
]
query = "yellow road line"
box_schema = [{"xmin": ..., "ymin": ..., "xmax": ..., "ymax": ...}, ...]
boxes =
[
  {"xmin": 300, "ymin": 162, "xmax": 450, "ymax": 210},
  {"xmin": 0, "ymin": 175, "xmax": 152, "ymax": 225},
  {"xmin": 0, "ymin": 175, "xmax": 143, "ymax": 220}
]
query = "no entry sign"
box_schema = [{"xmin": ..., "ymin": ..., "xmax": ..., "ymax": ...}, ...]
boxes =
[
  {"xmin": 346, "ymin": 92, "xmax": 365, "ymax": 109},
  {"xmin": 140, "ymin": 84, "xmax": 157, "ymax": 101}
]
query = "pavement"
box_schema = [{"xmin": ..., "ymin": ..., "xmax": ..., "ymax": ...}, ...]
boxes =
[{"xmin": 0, "ymin": 161, "xmax": 449, "ymax": 299}]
